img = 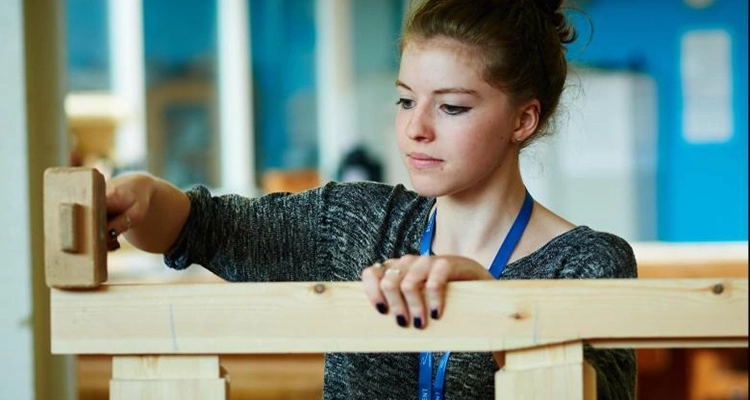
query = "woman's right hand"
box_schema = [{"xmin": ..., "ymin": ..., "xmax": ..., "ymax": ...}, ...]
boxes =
[
  {"xmin": 105, "ymin": 172, "xmax": 191, "ymax": 254},
  {"xmin": 106, "ymin": 172, "xmax": 154, "ymax": 237}
]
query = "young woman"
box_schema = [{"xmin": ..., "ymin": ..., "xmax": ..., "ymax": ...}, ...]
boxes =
[{"xmin": 106, "ymin": 0, "xmax": 637, "ymax": 398}]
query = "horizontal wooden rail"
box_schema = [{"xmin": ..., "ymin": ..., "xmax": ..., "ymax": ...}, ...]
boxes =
[
  {"xmin": 51, "ymin": 278, "xmax": 748, "ymax": 355},
  {"xmin": 634, "ymin": 241, "xmax": 748, "ymax": 278}
]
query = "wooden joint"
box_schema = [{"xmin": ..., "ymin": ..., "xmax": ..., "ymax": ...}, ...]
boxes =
[{"xmin": 59, "ymin": 203, "xmax": 81, "ymax": 253}]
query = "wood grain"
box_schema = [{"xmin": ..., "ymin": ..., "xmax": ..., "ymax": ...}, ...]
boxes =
[{"xmin": 51, "ymin": 278, "xmax": 748, "ymax": 355}]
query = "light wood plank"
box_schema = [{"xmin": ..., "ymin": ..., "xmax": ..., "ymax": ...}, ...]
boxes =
[
  {"xmin": 590, "ymin": 337, "xmax": 748, "ymax": 349},
  {"xmin": 50, "ymin": 278, "xmax": 748, "ymax": 354},
  {"xmin": 633, "ymin": 241, "xmax": 748, "ymax": 278}
]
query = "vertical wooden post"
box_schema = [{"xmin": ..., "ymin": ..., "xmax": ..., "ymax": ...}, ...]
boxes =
[
  {"xmin": 110, "ymin": 355, "xmax": 229, "ymax": 400},
  {"xmin": 495, "ymin": 341, "xmax": 596, "ymax": 399}
]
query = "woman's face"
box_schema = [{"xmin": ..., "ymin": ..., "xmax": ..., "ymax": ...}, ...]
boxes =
[{"xmin": 395, "ymin": 37, "xmax": 521, "ymax": 199}]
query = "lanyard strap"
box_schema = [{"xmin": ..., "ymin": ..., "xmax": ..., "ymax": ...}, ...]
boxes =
[{"xmin": 417, "ymin": 190, "xmax": 534, "ymax": 400}]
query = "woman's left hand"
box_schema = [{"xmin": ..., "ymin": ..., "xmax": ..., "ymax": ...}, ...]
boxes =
[{"xmin": 360, "ymin": 255, "xmax": 493, "ymax": 329}]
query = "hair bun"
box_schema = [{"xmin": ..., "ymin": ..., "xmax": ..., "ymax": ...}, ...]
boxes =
[
  {"xmin": 534, "ymin": 0, "xmax": 564, "ymax": 15},
  {"xmin": 533, "ymin": 0, "xmax": 576, "ymax": 44}
]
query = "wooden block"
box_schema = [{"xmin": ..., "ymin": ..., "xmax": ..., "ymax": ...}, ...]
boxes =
[
  {"xmin": 112, "ymin": 355, "xmax": 221, "ymax": 380},
  {"xmin": 109, "ymin": 379, "xmax": 228, "ymax": 400},
  {"xmin": 496, "ymin": 363, "xmax": 586, "ymax": 399},
  {"xmin": 111, "ymin": 355, "xmax": 227, "ymax": 400},
  {"xmin": 44, "ymin": 167, "xmax": 107, "ymax": 288},
  {"xmin": 504, "ymin": 341, "xmax": 583, "ymax": 370},
  {"xmin": 496, "ymin": 341, "xmax": 596, "ymax": 399}
]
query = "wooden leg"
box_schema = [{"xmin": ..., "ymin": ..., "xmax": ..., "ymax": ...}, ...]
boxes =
[
  {"xmin": 110, "ymin": 355, "xmax": 229, "ymax": 400},
  {"xmin": 495, "ymin": 341, "xmax": 596, "ymax": 400}
]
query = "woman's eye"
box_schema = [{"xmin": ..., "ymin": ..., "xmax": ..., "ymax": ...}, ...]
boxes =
[
  {"xmin": 396, "ymin": 98, "xmax": 415, "ymax": 109},
  {"xmin": 442, "ymin": 105, "xmax": 470, "ymax": 115}
]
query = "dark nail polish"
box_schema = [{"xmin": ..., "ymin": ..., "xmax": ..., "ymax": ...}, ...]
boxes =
[
  {"xmin": 414, "ymin": 317, "xmax": 422, "ymax": 329},
  {"xmin": 108, "ymin": 229, "xmax": 117, "ymax": 240},
  {"xmin": 396, "ymin": 315, "xmax": 407, "ymax": 327},
  {"xmin": 376, "ymin": 303, "xmax": 388, "ymax": 314},
  {"xmin": 431, "ymin": 309, "xmax": 440, "ymax": 320}
]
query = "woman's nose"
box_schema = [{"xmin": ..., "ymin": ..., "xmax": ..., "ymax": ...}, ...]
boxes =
[{"xmin": 405, "ymin": 107, "xmax": 435, "ymax": 142}]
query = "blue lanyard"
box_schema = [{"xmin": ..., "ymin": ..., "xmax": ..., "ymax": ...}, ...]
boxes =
[{"xmin": 417, "ymin": 190, "xmax": 534, "ymax": 400}]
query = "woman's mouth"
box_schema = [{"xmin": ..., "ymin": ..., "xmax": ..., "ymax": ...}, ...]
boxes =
[{"xmin": 407, "ymin": 153, "xmax": 443, "ymax": 169}]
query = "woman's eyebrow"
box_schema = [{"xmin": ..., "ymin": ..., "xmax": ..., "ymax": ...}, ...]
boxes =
[{"xmin": 396, "ymin": 80, "xmax": 477, "ymax": 96}]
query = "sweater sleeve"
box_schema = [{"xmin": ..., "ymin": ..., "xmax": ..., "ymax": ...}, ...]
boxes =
[
  {"xmin": 163, "ymin": 184, "xmax": 328, "ymax": 282},
  {"xmin": 162, "ymin": 181, "xmax": 431, "ymax": 283}
]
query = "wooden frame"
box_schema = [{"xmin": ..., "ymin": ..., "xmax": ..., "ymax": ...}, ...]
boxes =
[{"xmin": 44, "ymin": 167, "xmax": 748, "ymax": 399}]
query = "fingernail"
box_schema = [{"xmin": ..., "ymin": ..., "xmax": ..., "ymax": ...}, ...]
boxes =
[
  {"xmin": 376, "ymin": 303, "xmax": 388, "ymax": 314},
  {"xmin": 396, "ymin": 315, "xmax": 407, "ymax": 327},
  {"xmin": 108, "ymin": 229, "xmax": 117, "ymax": 240},
  {"xmin": 413, "ymin": 317, "xmax": 422, "ymax": 329},
  {"xmin": 431, "ymin": 309, "xmax": 440, "ymax": 320}
]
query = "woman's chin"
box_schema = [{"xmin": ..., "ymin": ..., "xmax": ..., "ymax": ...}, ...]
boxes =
[{"xmin": 409, "ymin": 180, "xmax": 450, "ymax": 198}]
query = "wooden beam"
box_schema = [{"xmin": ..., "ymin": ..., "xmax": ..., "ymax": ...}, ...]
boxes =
[
  {"xmin": 589, "ymin": 337, "xmax": 748, "ymax": 349},
  {"xmin": 50, "ymin": 278, "xmax": 748, "ymax": 355},
  {"xmin": 633, "ymin": 241, "xmax": 748, "ymax": 278}
]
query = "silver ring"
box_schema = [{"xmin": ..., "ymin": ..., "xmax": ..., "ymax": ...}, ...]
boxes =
[{"xmin": 373, "ymin": 262, "xmax": 384, "ymax": 269}]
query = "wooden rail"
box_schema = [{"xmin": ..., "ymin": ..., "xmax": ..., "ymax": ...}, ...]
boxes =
[{"xmin": 44, "ymin": 167, "xmax": 749, "ymax": 399}]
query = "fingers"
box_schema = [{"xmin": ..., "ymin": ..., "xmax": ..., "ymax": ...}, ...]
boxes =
[
  {"xmin": 104, "ymin": 183, "xmax": 138, "ymax": 251},
  {"xmin": 398, "ymin": 257, "xmax": 431, "ymax": 329},
  {"xmin": 106, "ymin": 212, "xmax": 132, "ymax": 251},
  {"xmin": 380, "ymin": 261, "xmax": 411, "ymax": 328},
  {"xmin": 362, "ymin": 255, "xmax": 439, "ymax": 329},
  {"xmin": 424, "ymin": 258, "xmax": 452, "ymax": 320},
  {"xmin": 361, "ymin": 262, "xmax": 389, "ymax": 314},
  {"xmin": 105, "ymin": 184, "xmax": 135, "ymax": 216},
  {"xmin": 109, "ymin": 213, "xmax": 132, "ymax": 235},
  {"xmin": 361, "ymin": 255, "xmax": 491, "ymax": 330}
]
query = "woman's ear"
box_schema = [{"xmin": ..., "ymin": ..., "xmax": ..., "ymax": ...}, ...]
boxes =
[{"xmin": 512, "ymin": 100, "xmax": 540, "ymax": 144}]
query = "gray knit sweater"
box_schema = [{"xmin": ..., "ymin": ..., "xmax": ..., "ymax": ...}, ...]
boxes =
[{"xmin": 165, "ymin": 181, "xmax": 637, "ymax": 399}]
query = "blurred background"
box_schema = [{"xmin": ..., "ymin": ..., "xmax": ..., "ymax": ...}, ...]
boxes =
[
  {"xmin": 62, "ymin": 0, "xmax": 747, "ymax": 243},
  {"xmin": 1, "ymin": 0, "xmax": 747, "ymax": 399}
]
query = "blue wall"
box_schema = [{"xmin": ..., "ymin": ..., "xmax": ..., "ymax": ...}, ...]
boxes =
[
  {"xmin": 570, "ymin": 0, "xmax": 748, "ymax": 241},
  {"xmin": 250, "ymin": 0, "xmax": 318, "ymax": 172},
  {"xmin": 66, "ymin": 0, "xmax": 110, "ymax": 91},
  {"xmin": 142, "ymin": 0, "xmax": 217, "ymax": 85}
]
